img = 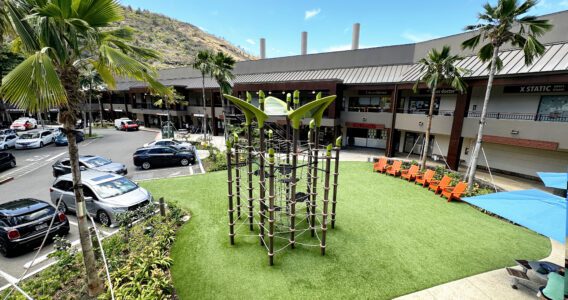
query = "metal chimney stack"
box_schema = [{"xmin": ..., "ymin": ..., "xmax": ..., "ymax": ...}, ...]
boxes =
[
  {"xmin": 260, "ymin": 38, "xmax": 266, "ymax": 59},
  {"xmin": 352, "ymin": 23, "xmax": 360, "ymax": 50},
  {"xmin": 301, "ymin": 31, "xmax": 308, "ymax": 55}
]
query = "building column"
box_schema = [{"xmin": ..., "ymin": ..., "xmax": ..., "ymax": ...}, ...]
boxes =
[
  {"xmin": 447, "ymin": 88, "xmax": 472, "ymax": 171},
  {"xmin": 385, "ymin": 85, "xmax": 399, "ymax": 157},
  {"xmin": 211, "ymin": 91, "xmax": 218, "ymax": 136}
]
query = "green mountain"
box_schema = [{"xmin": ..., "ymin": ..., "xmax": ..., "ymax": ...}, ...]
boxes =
[{"xmin": 119, "ymin": 6, "xmax": 256, "ymax": 69}]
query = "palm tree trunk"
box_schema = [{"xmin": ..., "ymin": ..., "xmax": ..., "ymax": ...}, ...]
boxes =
[
  {"xmin": 60, "ymin": 66, "xmax": 104, "ymax": 296},
  {"xmin": 421, "ymin": 87, "xmax": 436, "ymax": 171},
  {"xmin": 97, "ymin": 95, "xmax": 104, "ymax": 128},
  {"xmin": 201, "ymin": 75, "xmax": 207, "ymax": 140},
  {"xmin": 220, "ymin": 87, "xmax": 228, "ymax": 139},
  {"xmin": 88, "ymin": 82, "xmax": 93, "ymax": 136},
  {"xmin": 466, "ymin": 45, "xmax": 499, "ymax": 191}
]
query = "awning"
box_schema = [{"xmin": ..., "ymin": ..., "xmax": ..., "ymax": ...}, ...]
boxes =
[
  {"xmin": 462, "ymin": 189, "xmax": 566, "ymax": 242},
  {"xmin": 537, "ymin": 172, "xmax": 567, "ymax": 190}
]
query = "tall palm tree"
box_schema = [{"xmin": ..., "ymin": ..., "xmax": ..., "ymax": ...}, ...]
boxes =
[
  {"xmin": 80, "ymin": 67, "xmax": 104, "ymax": 136},
  {"xmin": 414, "ymin": 46, "xmax": 467, "ymax": 171},
  {"xmin": 211, "ymin": 51, "xmax": 236, "ymax": 139},
  {"xmin": 461, "ymin": 0, "xmax": 552, "ymax": 190},
  {"xmin": 0, "ymin": 0, "xmax": 168, "ymax": 296},
  {"xmin": 192, "ymin": 49, "xmax": 213, "ymax": 140}
]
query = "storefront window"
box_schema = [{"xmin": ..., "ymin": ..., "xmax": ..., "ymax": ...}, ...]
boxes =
[
  {"xmin": 538, "ymin": 95, "xmax": 568, "ymax": 120},
  {"xmin": 348, "ymin": 95, "xmax": 392, "ymax": 112}
]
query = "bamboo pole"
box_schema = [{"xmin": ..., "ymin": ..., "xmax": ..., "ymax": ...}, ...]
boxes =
[
  {"xmin": 268, "ymin": 148, "xmax": 275, "ymax": 265},
  {"xmin": 247, "ymin": 123, "xmax": 254, "ymax": 231},
  {"xmin": 258, "ymin": 91, "xmax": 266, "ymax": 246},
  {"xmin": 226, "ymin": 142, "xmax": 235, "ymax": 245},
  {"xmin": 320, "ymin": 144, "xmax": 332, "ymax": 255},
  {"xmin": 310, "ymin": 126, "xmax": 320, "ymax": 237},
  {"xmin": 331, "ymin": 137, "xmax": 342, "ymax": 229},
  {"xmin": 289, "ymin": 127, "xmax": 299, "ymax": 249}
]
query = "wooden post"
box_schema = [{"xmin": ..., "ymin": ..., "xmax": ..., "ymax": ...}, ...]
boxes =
[
  {"xmin": 247, "ymin": 123, "xmax": 254, "ymax": 231},
  {"xmin": 159, "ymin": 197, "xmax": 166, "ymax": 217},
  {"xmin": 320, "ymin": 144, "xmax": 332, "ymax": 255},
  {"xmin": 289, "ymin": 127, "xmax": 299, "ymax": 249},
  {"xmin": 226, "ymin": 145, "xmax": 235, "ymax": 245},
  {"xmin": 306, "ymin": 123, "xmax": 314, "ymax": 226},
  {"xmin": 258, "ymin": 126, "xmax": 266, "ymax": 246},
  {"xmin": 258, "ymin": 91, "xmax": 266, "ymax": 246},
  {"xmin": 234, "ymin": 137, "xmax": 242, "ymax": 219},
  {"xmin": 310, "ymin": 126, "xmax": 320, "ymax": 237},
  {"xmin": 331, "ymin": 137, "xmax": 341, "ymax": 229},
  {"xmin": 268, "ymin": 149, "xmax": 275, "ymax": 265}
]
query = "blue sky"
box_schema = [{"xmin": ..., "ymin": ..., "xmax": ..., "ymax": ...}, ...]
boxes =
[{"xmin": 119, "ymin": 0, "xmax": 568, "ymax": 58}]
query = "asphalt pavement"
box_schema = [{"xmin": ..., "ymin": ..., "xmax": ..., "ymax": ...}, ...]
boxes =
[{"xmin": 0, "ymin": 128, "xmax": 204, "ymax": 290}]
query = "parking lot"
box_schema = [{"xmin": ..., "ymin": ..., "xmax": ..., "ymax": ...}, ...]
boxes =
[{"xmin": 0, "ymin": 128, "xmax": 204, "ymax": 289}]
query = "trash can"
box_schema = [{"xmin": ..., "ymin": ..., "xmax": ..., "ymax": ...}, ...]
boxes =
[{"xmin": 161, "ymin": 122, "xmax": 176, "ymax": 139}]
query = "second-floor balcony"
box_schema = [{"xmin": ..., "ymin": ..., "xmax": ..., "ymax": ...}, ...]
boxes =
[{"xmin": 466, "ymin": 111, "xmax": 568, "ymax": 122}]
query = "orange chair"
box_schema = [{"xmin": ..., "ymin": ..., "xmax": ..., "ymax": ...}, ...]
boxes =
[
  {"xmin": 441, "ymin": 181, "xmax": 468, "ymax": 202},
  {"xmin": 386, "ymin": 161, "xmax": 402, "ymax": 177},
  {"xmin": 373, "ymin": 158, "xmax": 388, "ymax": 173},
  {"xmin": 415, "ymin": 169, "xmax": 435, "ymax": 187},
  {"xmin": 401, "ymin": 165, "xmax": 419, "ymax": 181},
  {"xmin": 428, "ymin": 175, "xmax": 452, "ymax": 194}
]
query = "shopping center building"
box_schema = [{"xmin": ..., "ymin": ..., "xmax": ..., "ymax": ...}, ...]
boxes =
[{"xmin": 107, "ymin": 10, "xmax": 568, "ymax": 178}]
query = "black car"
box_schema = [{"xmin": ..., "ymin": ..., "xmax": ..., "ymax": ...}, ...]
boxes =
[
  {"xmin": 52, "ymin": 155, "xmax": 127, "ymax": 177},
  {"xmin": 0, "ymin": 153, "xmax": 16, "ymax": 171},
  {"xmin": 0, "ymin": 199, "xmax": 70, "ymax": 257},
  {"xmin": 133, "ymin": 146, "xmax": 195, "ymax": 170}
]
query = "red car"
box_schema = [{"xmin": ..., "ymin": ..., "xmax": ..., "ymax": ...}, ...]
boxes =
[{"xmin": 119, "ymin": 120, "xmax": 139, "ymax": 131}]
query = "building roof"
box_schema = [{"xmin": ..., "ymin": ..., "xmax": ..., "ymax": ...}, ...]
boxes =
[{"xmin": 401, "ymin": 42, "xmax": 568, "ymax": 82}]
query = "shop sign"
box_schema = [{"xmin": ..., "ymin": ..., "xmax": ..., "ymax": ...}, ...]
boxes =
[
  {"xmin": 345, "ymin": 122, "xmax": 384, "ymax": 129},
  {"xmin": 503, "ymin": 84, "xmax": 567, "ymax": 93},
  {"xmin": 416, "ymin": 88, "xmax": 457, "ymax": 95},
  {"xmin": 358, "ymin": 90, "xmax": 391, "ymax": 95}
]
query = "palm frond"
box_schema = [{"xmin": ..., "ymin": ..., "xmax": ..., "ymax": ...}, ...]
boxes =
[
  {"xmin": 73, "ymin": 0, "xmax": 123, "ymax": 27},
  {"xmin": 461, "ymin": 34, "xmax": 482, "ymax": 50},
  {"xmin": 1, "ymin": 47, "xmax": 66, "ymax": 113}
]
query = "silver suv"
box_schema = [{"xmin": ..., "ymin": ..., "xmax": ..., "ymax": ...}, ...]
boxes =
[{"xmin": 49, "ymin": 171, "xmax": 153, "ymax": 226}]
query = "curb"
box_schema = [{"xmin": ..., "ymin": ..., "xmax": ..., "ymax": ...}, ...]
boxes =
[{"xmin": 0, "ymin": 177, "xmax": 14, "ymax": 185}]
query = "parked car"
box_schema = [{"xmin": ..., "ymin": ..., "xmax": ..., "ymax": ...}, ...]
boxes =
[
  {"xmin": 50, "ymin": 171, "xmax": 153, "ymax": 226},
  {"xmin": 54, "ymin": 130, "xmax": 84, "ymax": 146},
  {"xmin": 15, "ymin": 130, "xmax": 54, "ymax": 149},
  {"xmin": 0, "ymin": 134, "xmax": 18, "ymax": 150},
  {"xmin": 143, "ymin": 139, "xmax": 194, "ymax": 151},
  {"xmin": 114, "ymin": 118, "xmax": 138, "ymax": 131},
  {"xmin": 0, "ymin": 198, "xmax": 69, "ymax": 257},
  {"xmin": 0, "ymin": 153, "xmax": 16, "ymax": 171},
  {"xmin": 52, "ymin": 155, "xmax": 127, "ymax": 177},
  {"xmin": 10, "ymin": 117, "xmax": 37, "ymax": 131},
  {"xmin": 133, "ymin": 146, "xmax": 195, "ymax": 170},
  {"xmin": 0, "ymin": 129, "xmax": 18, "ymax": 136}
]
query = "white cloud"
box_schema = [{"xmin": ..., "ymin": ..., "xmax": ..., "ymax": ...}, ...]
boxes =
[
  {"xmin": 401, "ymin": 31, "xmax": 439, "ymax": 43},
  {"xmin": 304, "ymin": 8, "xmax": 321, "ymax": 20},
  {"xmin": 197, "ymin": 26, "xmax": 207, "ymax": 32},
  {"xmin": 246, "ymin": 39, "xmax": 256, "ymax": 45},
  {"xmin": 559, "ymin": 0, "xmax": 568, "ymax": 6}
]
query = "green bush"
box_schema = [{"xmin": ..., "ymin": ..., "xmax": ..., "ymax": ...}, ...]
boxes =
[{"xmin": 1, "ymin": 202, "xmax": 187, "ymax": 300}]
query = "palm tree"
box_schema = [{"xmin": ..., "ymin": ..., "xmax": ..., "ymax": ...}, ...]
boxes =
[
  {"xmin": 153, "ymin": 86, "xmax": 188, "ymax": 135},
  {"xmin": 414, "ymin": 46, "xmax": 467, "ymax": 171},
  {"xmin": 211, "ymin": 51, "xmax": 236, "ymax": 139},
  {"xmin": 462, "ymin": 0, "xmax": 552, "ymax": 190},
  {"xmin": 192, "ymin": 50, "xmax": 213, "ymax": 140},
  {"xmin": 0, "ymin": 0, "xmax": 168, "ymax": 296},
  {"xmin": 80, "ymin": 67, "xmax": 104, "ymax": 136}
]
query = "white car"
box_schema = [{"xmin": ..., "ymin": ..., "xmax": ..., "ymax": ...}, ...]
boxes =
[
  {"xmin": 114, "ymin": 117, "xmax": 131, "ymax": 129},
  {"xmin": 0, "ymin": 134, "xmax": 18, "ymax": 150},
  {"xmin": 10, "ymin": 117, "xmax": 37, "ymax": 131},
  {"xmin": 143, "ymin": 139, "xmax": 194, "ymax": 151},
  {"xmin": 15, "ymin": 130, "xmax": 54, "ymax": 149}
]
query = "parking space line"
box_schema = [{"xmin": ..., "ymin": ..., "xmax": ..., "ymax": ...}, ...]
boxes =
[
  {"xmin": 68, "ymin": 220, "xmax": 78, "ymax": 226},
  {"xmin": 46, "ymin": 152, "xmax": 67, "ymax": 162},
  {"xmin": 0, "ymin": 270, "xmax": 17, "ymax": 284}
]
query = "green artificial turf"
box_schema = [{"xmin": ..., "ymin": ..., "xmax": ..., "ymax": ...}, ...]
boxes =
[{"xmin": 140, "ymin": 162, "xmax": 550, "ymax": 299}]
